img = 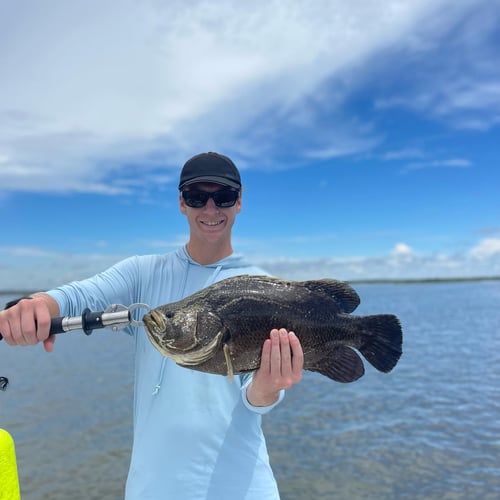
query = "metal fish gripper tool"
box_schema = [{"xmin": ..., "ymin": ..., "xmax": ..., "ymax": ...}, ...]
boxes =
[{"xmin": 0, "ymin": 302, "xmax": 151, "ymax": 340}]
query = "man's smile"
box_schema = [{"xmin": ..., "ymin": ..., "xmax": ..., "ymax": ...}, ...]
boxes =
[{"xmin": 201, "ymin": 219, "xmax": 225, "ymax": 226}]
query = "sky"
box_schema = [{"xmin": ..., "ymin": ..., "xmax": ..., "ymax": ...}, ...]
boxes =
[{"xmin": 1, "ymin": 0, "xmax": 499, "ymax": 290}]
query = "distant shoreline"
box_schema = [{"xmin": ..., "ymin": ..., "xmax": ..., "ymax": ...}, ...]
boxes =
[
  {"xmin": 349, "ymin": 275, "xmax": 500, "ymax": 285},
  {"xmin": 1, "ymin": 275, "xmax": 499, "ymax": 296}
]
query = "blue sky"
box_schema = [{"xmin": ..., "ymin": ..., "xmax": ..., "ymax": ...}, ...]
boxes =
[{"xmin": 1, "ymin": 0, "xmax": 499, "ymax": 290}]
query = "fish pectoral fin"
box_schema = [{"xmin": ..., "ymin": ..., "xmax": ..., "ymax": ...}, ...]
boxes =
[
  {"xmin": 223, "ymin": 344, "xmax": 234, "ymax": 383},
  {"xmin": 309, "ymin": 345, "xmax": 365, "ymax": 383}
]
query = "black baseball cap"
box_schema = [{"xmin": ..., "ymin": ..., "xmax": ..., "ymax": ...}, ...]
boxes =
[{"xmin": 178, "ymin": 152, "xmax": 241, "ymax": 190}]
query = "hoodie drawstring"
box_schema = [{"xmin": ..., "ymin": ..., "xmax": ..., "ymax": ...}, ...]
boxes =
[
  {"xmin": 152, "ymin": 264, "xmax": 223, "ymax": 396},
  {"xmin": 205, "ymin": 265, "xmax": 223, "ymax": 288},
  {"xmin": 152, "ymin": 360, "xmax": 167, "ymax": 396}
]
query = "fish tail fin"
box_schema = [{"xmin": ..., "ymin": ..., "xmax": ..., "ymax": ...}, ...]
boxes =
[{"xmin": 358, "ymin": 314, "xmax": 403, "ymax": 373}]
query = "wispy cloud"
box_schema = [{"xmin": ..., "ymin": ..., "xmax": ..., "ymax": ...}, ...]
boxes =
[
  {"xmin": 0, "ymin": 246, "xmax": 60, "ymax": 258},
  {"xmin": 304, "ymin": 134, "xmax": 381, "ymax": 161},
  {"xmin": 373, "ymin": 1, "xmax": 500, "ymax": 130},
  {"xmin": 1, "ymin": 0, "xmax": 476, "ymax": 195},
  {"xmin": 383, "ymin": 149, "xmax": 426, "ymax": 161},
  {"xmin": 477, "ymin": 227, "xmax": 500, "ymax": 237},
  {"xmin": 381, "ymin": 146, "xmax": 474, "ymax": 174},
  {"xmin": 402, "ymin": 158, "xmax": 473, "ymax": 172}
]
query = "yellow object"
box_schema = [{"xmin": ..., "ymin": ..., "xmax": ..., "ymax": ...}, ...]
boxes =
[{"xmin": 0, "ymin": 429, "xmax": 21, "ymax": 500}]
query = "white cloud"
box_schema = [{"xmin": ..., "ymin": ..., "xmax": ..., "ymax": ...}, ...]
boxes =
[
  {"xmin": 392, "ymin": 243, "xmax": 414, "ymax": 256},
  {"xmin": 469, "ymin": 238, "xmax": 500, "ymax": 259},
  {"xmin": 2, "ymin": 238, "xmax": 499, "ymax": 291},
  {"xmin": 373, "ymin": 0, "xmax": 500, "ymax": 129},
  {"xmin": 304, "ymin": 135, "xmax": 381, "ymax": 160},
  {"xmin": 259, "ymin": 252, "xmax": 500, "ymax": 282},
  {"xmin": 0, "ymin": 0, "xmax": 465, "ymax": 194}
]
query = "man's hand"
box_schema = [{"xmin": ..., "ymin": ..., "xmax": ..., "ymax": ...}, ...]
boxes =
[
  {"xmin": 0, "ymin": 295, "xmax": 58, "ymax": 352},
  {"xmin": 246, "ymin": 328, "xmax": 304, "ymax": 407}
]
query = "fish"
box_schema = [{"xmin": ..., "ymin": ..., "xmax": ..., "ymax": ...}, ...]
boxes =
[{"xmin": 142, "ymin": 275, "xmax": 403, "ymax": 383}]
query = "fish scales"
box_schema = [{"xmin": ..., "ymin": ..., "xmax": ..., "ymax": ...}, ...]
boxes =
[{"xmin": 142, "ymin": 275, "xmax": 403, "ymax": 383}]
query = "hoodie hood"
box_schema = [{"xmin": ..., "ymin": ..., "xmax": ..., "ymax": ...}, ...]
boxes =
[{"xmin": 176, "ymin": 245, "xmax": 265, "ymax": 275}]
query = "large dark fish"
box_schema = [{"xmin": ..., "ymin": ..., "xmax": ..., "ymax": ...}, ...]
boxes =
[{"xmin": 142, "ymin": 275, "xmax": 403, "ymax": 383}]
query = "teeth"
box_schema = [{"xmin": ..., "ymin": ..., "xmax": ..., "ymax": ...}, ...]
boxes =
[{"xmin": 203, "ymin": 220, "xmax": 223, "ymax": 226}]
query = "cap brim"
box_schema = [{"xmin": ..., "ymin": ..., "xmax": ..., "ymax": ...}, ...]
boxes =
[{"xmin": 179, "ymin": 175, "xmax": 241, "ymax": 190}]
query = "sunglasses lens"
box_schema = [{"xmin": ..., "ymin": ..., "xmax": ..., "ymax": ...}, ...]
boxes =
[
  {"xmin": 182, "ymin": 190, "xmax": 239, "ymax": 208},
  {"xmin": 213, "ymin": 191, "xmax": 239, "ymax": 207},
  {"xmin": 182, "ymin": 191, "xmax": 209, "ymax": 208}
]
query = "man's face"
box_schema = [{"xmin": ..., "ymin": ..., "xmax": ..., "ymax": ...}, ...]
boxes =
[{"xmin": 179, "ymin": 182, "xmax": 242, "ymax": 244}]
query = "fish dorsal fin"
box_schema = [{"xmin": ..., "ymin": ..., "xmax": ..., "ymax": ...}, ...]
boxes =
[{"xmin": 302, "ymin": 279, "xmax": 360, "ymax": 313}]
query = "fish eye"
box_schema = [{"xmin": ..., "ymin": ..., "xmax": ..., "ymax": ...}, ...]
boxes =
[{"xmin": 165, "ymin": 311, "xmax": 174, "ymax": 319}]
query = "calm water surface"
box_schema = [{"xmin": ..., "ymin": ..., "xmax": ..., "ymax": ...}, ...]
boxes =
[{"xmin": 1, "ymin": 281, "xmax": 499, "ymax": 499}]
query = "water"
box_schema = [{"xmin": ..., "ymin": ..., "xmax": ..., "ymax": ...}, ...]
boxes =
[{"xmin": 1, "ymin": 281, "xmax": 499, "ymax": 499}]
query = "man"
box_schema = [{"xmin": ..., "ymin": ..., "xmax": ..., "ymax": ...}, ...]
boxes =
[{"xmin": 0, "ymin": 152, "xmax": 304, "ymax": 499}]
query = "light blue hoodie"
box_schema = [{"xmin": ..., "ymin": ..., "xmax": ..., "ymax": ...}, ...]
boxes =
[{"xmin": 47, "ymin": 246, "xmax": 284, "ymax": 500}]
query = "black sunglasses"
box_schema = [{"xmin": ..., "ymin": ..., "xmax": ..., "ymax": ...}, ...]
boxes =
[{"xmin": 181, "ymin": 189, "xmax": 240, "ymax": 208}]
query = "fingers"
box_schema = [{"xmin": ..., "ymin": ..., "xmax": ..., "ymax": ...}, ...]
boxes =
[
  {"xmin": 19, "ymin": 300, "xmax": 39, "ymax": 345},
  {"xmin": 32, "ymin": 298, "xmax": 51, "ymax": 342},
  {"xmin": 269, "ymin": 329, "xmax": 282, "ymax": 379},
  {"xmin": 43, "ymin": 335, "xmax": 56, "ymax": 353},
  {"xmin": 272, "ymin": 329, "xmax": 292, "ymax": 379},
  {"xmin": 0, "ymin": 315, "xmax": 11, "ymax": 344},
  {"xmin": 248, "ymin": 328, "xmax": 304, "ymax": 406},
  {"xmin": 0, "ymin": 298, "xmax": 51, "ymax": 347},
  {"xmin": 289, "ymin": 331, "xmax": 304, "ymax": 378},
  {"xmin": 0, "ymin": 302, "xmax": 26, "ymax": 346},
  {"xmin": 268, "ymin": 328, "xmax": 303, "ymax": 387},
  {"xmin": 260, "ymin": 337, "xmax": 272, "ymax": 373}
]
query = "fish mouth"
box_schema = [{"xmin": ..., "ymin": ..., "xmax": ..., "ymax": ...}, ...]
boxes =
[
  {"xmin": 143, "ymin": 310, "xmax": 198, "ymax": 352},
  {"xmin": 143, "ymin": 310, "xmax": 226, "ymax": 366},
  {"xmin": 143, "ymin": 310, "xmax": 166, "ymax": 334}
]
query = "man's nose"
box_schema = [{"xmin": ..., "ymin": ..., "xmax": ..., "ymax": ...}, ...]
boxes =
[{"xmin": 203, "ymin": 197, "xmax": 219, "ymax": 211}]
